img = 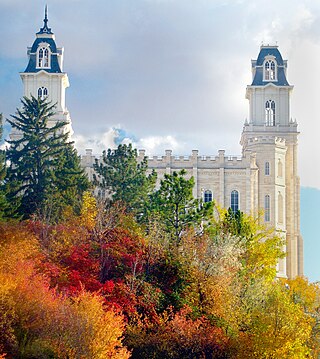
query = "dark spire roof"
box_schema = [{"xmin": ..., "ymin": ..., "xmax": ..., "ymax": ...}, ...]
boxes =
[
  {"xmin": 251, "ymin": 45, "xmax": 290, "ymax": 87},
  {"xmin": 23, "ymin": 7, "xmax": 62, "ymax": 74},
  {"xmin": 37, "ymin": 5, "xmax": 53, "ymax": 35}
]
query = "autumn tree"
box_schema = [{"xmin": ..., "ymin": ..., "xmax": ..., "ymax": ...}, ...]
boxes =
[
  {"xmin": 5, "ymin": 96, "xmax": 89, "ymax": 221},
  {"xmin": 53, "ymin": 291, "xmax": 130, "ymax": 359},
  {"xmin": 126, "ymin": 306, "xmax": 229, "ymax": 359},
  {"xmin": 0, "ymin": 222, "xmax": 130, "ymax": 359},
  {"xmin": 284, "ymin": 277, "xmax": 320, "ymax": 357},
  {"xmin": 176, "ymin": 230, "xmax": 243, "ymax": 327},
  {"xmin": 219, "ymin": 208, "xmax": 284, "ymax": 283},
  {"xmin": 233, "ymin": 282, "xmax": 314, "ymax": 358},
  {"xmin": 147, "ymin": 170, "xmax": 213, "ymax": 241},
  {"xmin": 94, "ymin": 143, "xmax": 156, "ymax": 217}
]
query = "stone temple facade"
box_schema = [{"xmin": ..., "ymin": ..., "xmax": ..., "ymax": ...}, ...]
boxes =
[{"xmin": 19, "ymin": 12, "xmax": 303, "ymax": 279}]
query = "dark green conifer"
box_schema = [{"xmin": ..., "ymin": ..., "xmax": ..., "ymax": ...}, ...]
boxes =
[
  {"xmin": 94, "ymin": 143, "xmax": 156, "ymax": 218},
  {"xmin": 6, "ymin": 96, "xmax": 89, "ymax": 221}
]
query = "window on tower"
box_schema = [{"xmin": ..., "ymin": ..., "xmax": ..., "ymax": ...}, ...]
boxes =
[
  {"xmin": 278, "ymin": 159, "xmax": 283, "ymax": 177},
  {"xmin": 204, "ymin": 190, "xmax": 213, "ymax": 203},
  {"xmin": 265, "ymin": 161, "xmax": 270, "ymax": 176},
  {"xmin": 265, "ymin": 195, "xmax": 270, "ymax": 222},
  {"xmin": 231, "ymin": 190, "xmax": 239, "ymax": 213},
  {"xmin": 278, "ymin": 192, "xmax": 284, "ymax": 224},
  {"xmin": 265, "ymin": 100, "xmax": 276, "ymax": 126},
  {"xmin": 38, "ymin": 87, "xmax": 48, "ymax": 100},
  {"xmin": 37, "ymin": 46, "xmax": 50, "ymax": 68},
  {"xmin": 264, "ymin": 59, "xmax": 276, "ymax": 81}
]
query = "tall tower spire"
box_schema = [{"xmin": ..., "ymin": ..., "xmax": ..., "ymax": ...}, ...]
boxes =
[
  {"xmin": 37, "ymin": 5, "xmax": 53, "ymax": 35},
  {"xmin": 17, "ymin": 9, "xmax": 73, "ymax": 137},
  {"xmin": 241, "ymin": 45, "xmax": 303, "ymax": 279}
]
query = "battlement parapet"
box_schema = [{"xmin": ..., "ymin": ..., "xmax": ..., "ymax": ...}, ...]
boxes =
[
  {"xmin": 80, "ymin": 148, "xmax": 258, "ymax": 177},
  {"xmin": 141, "ymin": 149, "xmax": 256, "ymax": 170}
]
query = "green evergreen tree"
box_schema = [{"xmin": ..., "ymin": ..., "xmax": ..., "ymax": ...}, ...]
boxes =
[
  {"xmin": 147, "ymin": 170, "xmax": 213, "ymax": 241},
  {"xmin": 94, "ymin": 143, "xmax": 156, "ymax": 218},
  {"xmin": 51, "ymin": 145, "xmax": 90, "ymax": 218},
  {"xmin": 0, "ymin": 113, "xmax": 8, "ymax": 220},
  {"xmin": 5, "ymin": 96, "xmax": 89, "ymax": 221}
]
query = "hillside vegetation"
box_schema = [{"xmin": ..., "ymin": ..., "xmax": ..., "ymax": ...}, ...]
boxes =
[{"xmin": 0, "ymin": 99, "xmax": 320, "ymax": 358}]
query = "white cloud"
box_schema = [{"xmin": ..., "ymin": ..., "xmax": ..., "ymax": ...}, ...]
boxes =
[
  {"xmin": 73, "ymin": 128, "xmax": 119, "ymax": 155},
  {"xmin": 75, "ymin": 127, "xmax": 185, "ymax": 159},
  {"xmin": 133, "ymin": 135, "xmax": 185, "ymax": 155}
]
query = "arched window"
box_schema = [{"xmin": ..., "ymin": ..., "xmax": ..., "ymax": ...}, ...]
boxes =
[
  {"xmin": 265, "ymin": 195, "xmax": 270, "ymax": 222},
  {"xmin": 264, "ymin": 60, "xmax": 276, "ymax": 81},
  {"xmin": 278, "ymin": 192, "xmax": 284, "ymax": 224},
  {"xmin": 97, "ymin": 189, "xmax": 106, "ymax": 199},
  {"xmin": 265, "ymin": 100, "xmax": 276, "ymax": 126},
  {"xmin": 38, "ymin": 87, "xmax": 48, "ymax": 100},
  {"xmin": 204, "ymin": 190, "xmax": 213, "ymax": 203},
  {"xmin": 265, "ymin": 162, "xmax": 270, "ymax": 176},
  {"xmin": 37, "ymin": 46, "xmax": 50, "ymax": 68},
  {"xmin": 278, "ymin": 159, "xmax": 283, "ymax": 178},
  {"xmin": 231, "ymin": 190, "xmax": 239, "ymax": 213}
]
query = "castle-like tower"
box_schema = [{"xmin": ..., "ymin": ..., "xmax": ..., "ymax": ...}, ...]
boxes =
[
  {"xmin": 11, "ymin": 7, "xmax": 72, "ymax": 140},
  {"xmin": 241, "ymin": 45, "xmax": 303, "ymax": 278}
]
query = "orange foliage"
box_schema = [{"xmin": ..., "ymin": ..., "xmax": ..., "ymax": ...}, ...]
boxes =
[
  {"xmin": 0, "ymin": 222, "xmax": 130, "ymax": 358},
  {"xmin": 127, "ymin": 306, "xmax": 229, "ymax": 358}
]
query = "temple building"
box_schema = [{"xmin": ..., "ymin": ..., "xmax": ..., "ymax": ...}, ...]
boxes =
[{"xmin": 17, "ymin": 11, "xmax": 303, "ymax": 279}]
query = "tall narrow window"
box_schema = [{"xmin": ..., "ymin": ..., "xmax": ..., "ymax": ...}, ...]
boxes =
[
  {"xmin": 264, "ymin": 60, "xmax": 276, "ymax": 80},
  {"xmin": 231, "ymin": 190, "xmax": 239, "ymax": 213},
  {"xmin": 265, "ymin": 100, "xmax": 275, "ymax": 126},
  {"xmin": 265, "ymin": 162, "xmax": 270, "ymax": 176},
  {"xmin": 278, "ymin": 192, "xmax": 284, "ymax": 224},
  {"xmin": 37, "ymin": 47, "xmax": 50, "ymax": 68},
  {"xmin": 204, "ymin": 190, "xmax": 213, "ymax": 203},
  {"xmin": 38, "ymin": 87, "xmax": 48, "ymax": 100},
  {"xmin": 278, "ymin": 159, "xmax": 283, "ymax": 178},
  {"xmin": 265, "ymin": 195, "xmax": 270, "ymax": 222}
]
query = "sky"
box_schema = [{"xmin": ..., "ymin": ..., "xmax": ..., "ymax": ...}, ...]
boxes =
[{"xmin": 0, "ymin": 0, "xmax": 319, "ymax": 280}]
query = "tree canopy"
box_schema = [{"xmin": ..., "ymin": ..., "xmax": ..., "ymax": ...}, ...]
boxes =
[
  {"xmin": 1, "ymin": 123, "xmax": 319, "ymax": 358},
  {"xmin": 147, "ymin": 170, "xmax": 213, "ymax": 240},
  {"xmin": 5, "ymin": 96, "xmax": 89, "ymax": 221},
  {"xmin": 94, "ymin": 143, "xmax": 156, "ymax": 217}
]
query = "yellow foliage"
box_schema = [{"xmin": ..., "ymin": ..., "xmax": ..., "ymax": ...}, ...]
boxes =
[
  {"xmin": 177, "ymin": 231, "xmax": 242, "ymax": 328},
  {"xmin": 235, "ymin": 282, "xmax": 314, "ymax": 358},
  {"xmin": 80, "ymin": 191, "xmax": 98, "ymax": 230},
  {"xmin": 284, "ymin": 276, "xmax": 320, "ymax": 311},
  {"xmin": 53, "ymin": 291, "xmax": 130, "ymax": 359}
]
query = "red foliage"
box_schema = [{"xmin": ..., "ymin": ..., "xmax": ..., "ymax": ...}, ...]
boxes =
[
  {"xmin": 59, "ymin": 244, "xmax": 102, "ymax": 294},
  {"xmin": 99, "ymin": 228, "xmax": 147, "ymax": 282}
]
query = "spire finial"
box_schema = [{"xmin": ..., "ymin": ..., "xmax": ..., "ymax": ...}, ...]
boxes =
[
  {"xmin": 37, "ymin": 5, "xmax": 53, "ymax": 35},
  {"xmin": 44, "ymin": 5, "xmax": 48, "ymax": 26}
]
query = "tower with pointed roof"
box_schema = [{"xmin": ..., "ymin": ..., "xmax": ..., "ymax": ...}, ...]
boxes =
[
  {"xmin": 12, "ymin": 7, "xmax": 73, "ymax": 139},
  {"xmin": 241, "ymin": 44, "xmax": 303, "ymax": 278}
]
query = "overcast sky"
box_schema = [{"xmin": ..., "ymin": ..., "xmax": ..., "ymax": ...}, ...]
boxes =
[{"xmin": 1, "ymin": 0, "xmax": 320, "ymax": 191}]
